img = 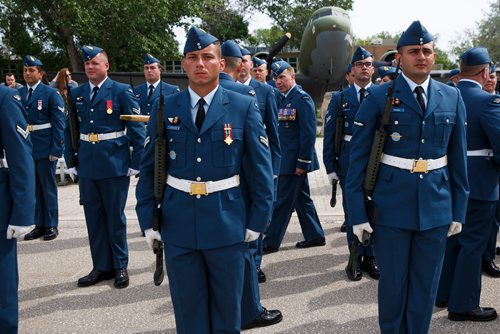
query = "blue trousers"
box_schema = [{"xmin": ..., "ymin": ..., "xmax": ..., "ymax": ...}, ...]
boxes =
[
  {"xmin": 437, "ymin": 199, "xmax": 496, "ymax": 312},
  {"xmin": 264, "ymin": 174, "xmax": 324, "ymax": 249},
  {"xmin": 241, "ymin": 244, "xmax": 263, "ymax": 326},
  {"xmin": 34, "ymin": 159, "xmax": 58, "ymax": 228},
  {"xmin": 373, "ymin": 224, "xmax": 448, "ymax": 334},
  {"xmin": 79, "ymin": 176, "xmax": 130, "ymax": 271},
  {"xmin": 164, "ymin": 242, "xmax": 245, "ymax": 334},
  {"xmin": 0, "ymin": 237, "xmax": 18, "ymax": 334}
]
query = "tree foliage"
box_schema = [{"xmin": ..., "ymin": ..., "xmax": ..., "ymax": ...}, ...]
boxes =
[
  {"xmin": 200, "ymin": 3, "xmax": 250, "ymax": 42},
  {"xmin": 246, "ymin": 26, "xmax": 285, "ymax": 47},
  {"xmin": 240, "ymin": 0, "xmax": 353, "ymax": 48},
  {"xmin": 0, "ymin": 0, "xmax": 222, "ymax": 72}
]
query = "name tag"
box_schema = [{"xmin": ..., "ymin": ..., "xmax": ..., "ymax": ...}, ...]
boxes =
[
  {"xmin": 167, "ymin": 125, "xmax": 180, "ymax": 130},
  {"xmin": 391, "ymin": 107, "xmax": 405, "ymax": 113}
]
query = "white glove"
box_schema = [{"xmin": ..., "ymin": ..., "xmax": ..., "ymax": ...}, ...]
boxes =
[
  {"xmin": 144, "ymin": 228, "xmax": 162, "ymax": 249},
  {"xmin": 327, "ymin": 172, "xmax": 339, "ymax": 184},
  {"xmin": 244, "ymin": 229, "xmax": 260, "ymax": 242},
  {"xmin": 49, "ymin": 155, "xmax": 59, "ymax": 162},
  {"xmin": 127, "ymin": 168, "xmax": 140, "ymax": 176},
  {"xmin": 68, "ymin": 167, "xmax": 78, "ymax": 182},
  {"xmin": 6, "ymin": 225, "xmax": 33, "ymax": 239},
  {"xmin": 352, "ymin": 222, "xmax": 373, "ymax": 243},
  {"xmin": 447, "ymin": 221, "xmax": 462, "ymax": 237}
]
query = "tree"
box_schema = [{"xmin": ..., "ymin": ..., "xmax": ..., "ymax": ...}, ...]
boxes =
[
  {"xmin": 200, "ymin": 3, "xmax": 250, "ymax": 42},
  {"xmin": 0, "ymin": 0, "xmax": 220, "ymax": 72},
  {"xmin": 241, "ymin": 0, "xmax": 353, "ymax": 48},
  {"xmin": 247, "ymin": 26, "xmax": 285, "ymax": 47}
]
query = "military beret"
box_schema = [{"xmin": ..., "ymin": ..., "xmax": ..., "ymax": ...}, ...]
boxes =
[
  {"xmin": 23, "ymin": 55, "xmax": 43, "ymax": 67},
  {"xmin": 253, "ymin": 57, "xmax": 266, "ymax": 67},
  {"xmin": 346, "ymin": 64, "xmax": 352, "ymax": 73},
  {"xmin": 377, "ymin": 66, "xmax": 397, "ymax": 78},
  {"xmin": 448, "ymin": 68, "xmax": 460, "ymax": 78},
  {"xmin": 460, "ymin": 47, "xmax": 492, "ymax": 66},
  {"xmin": 240, "ymin": 47, "xmax": 252, "ymax": 56},
  {"xmin": 82, "ymin": 45, "xmax": 104, "ymax": 61},
  {"xmin": 183, "ymin": 26, "xmax": 218, "ymax": 55},
  {"xmin": 490, "ymin": 64, "xmax": 497, "ymax": 74},
  {"xmin": 271, "ymin": 60, "xmax": 291, "ymax": 77},
  {"xmin": 221, "ymin": 40, "xmax": 243, "ymax": 59},
  {"xmin": 144, "ymin": 53, "xmax": 160, "ymax": 64},
  {"xmin": 351, "ymin": 46, "xmax": 373, "ymax": 63},
  {"xmin": 397, "ymin": 21, "xmax": 433, "ymax": 49}
]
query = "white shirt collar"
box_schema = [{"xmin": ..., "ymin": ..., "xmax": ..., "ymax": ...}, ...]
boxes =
[
  {"xmin": 147, "ymin": 79, "xmax": 161, "ymax": 89},
  {"xmin": 27, "ymin": 80, "xmax": 41, "ymax": 92},
  {"xmin": 401, "ymin": 72, "xmax": 430, "ymax": 95},
  {"xmin": 283, "ymin": 84, "xmax": 297, "ymax": 98},
  {"xmin": 240, "ymin": 77, "xmax": 252, "ymax": 86},
  {"xmin": 353, "ymin": 82, "xmax": 372, "ymax": 94},
  {"xmin": 188, "ymin": 86, "xmax": 219, "ymax": 110},
  {"xmin": 89, "ymin": 77, "xmax": 108, "ymax": 91}
]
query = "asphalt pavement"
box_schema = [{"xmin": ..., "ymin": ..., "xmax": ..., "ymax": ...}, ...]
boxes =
[{"xmin": 17, "ymin": 138, "xmax": 500, "ymax": 333}]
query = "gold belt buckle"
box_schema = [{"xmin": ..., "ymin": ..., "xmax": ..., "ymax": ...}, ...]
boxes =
[
  {"xmin": 411, "ymin": 159, "xmax": 428, "ymax": 173},
  {"xmin": 88, "ymin": 133, "xmax": 99, "ymax": 143},
  {"xmin": 28, "ymin": 124, "xmax": 33, "ymax": 132},
  {"xmin": 190, "ymin": 182, "xmax": 208, "ymax": 196}
]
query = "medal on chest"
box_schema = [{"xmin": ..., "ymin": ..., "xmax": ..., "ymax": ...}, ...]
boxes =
[
  {"xmin": 106, "ymin": 100, "xmax": 113, "ymax": 114},
  {"xmin": 224, "ymin": 123, "xmax": 233, "ymax": 145},
  {"xmin": 37, "ymin": 100, "xmax": 43, "ymax": 110}
]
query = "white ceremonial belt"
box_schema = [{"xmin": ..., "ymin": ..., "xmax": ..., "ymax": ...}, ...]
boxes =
[
  {"xmin": 28, "ymin": 123, "xmax": 52, "ymax": 132},
  {"xmin": 343, "ymin": 134, "xmax": 352, "ymax": 142},
  {"xmin": 80, "ymin": 131, "xmax": 125, "ymax": 143},
  {"xmin": 381, "ymin": 153, "xmax": 447, "ymax": 173},
  {"xmin": 167, "ymin": 174, "xmax": 240, "ymax": 196},
  {"xmin": 467, "ymin": 149, "xmax": 493, "ymax": 157},
  {"xmin": 0, "ymin": 158, "xmax": 8, "ymax": 168}
]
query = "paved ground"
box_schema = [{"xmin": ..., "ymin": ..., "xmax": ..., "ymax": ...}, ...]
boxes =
[{"xmin": 18, "ymin": 138, "xmax": 499, "ymax": 333}]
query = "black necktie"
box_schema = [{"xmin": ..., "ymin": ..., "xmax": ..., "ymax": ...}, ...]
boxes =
[
  {"xmin": 148, "ymin": 85, "xmax": 154, "ymax": 100},
  {"xmin": 27, "ymin": 87, "xmax": 33, "ymax": 101},
  {"xmin": 359, "ymin": 88, "xmax": 366, "ymax": 103},
  {"xmin": 91, "ymin": 86, "xmax": 99, "ymax": 103},
  {"xmin": 414, "ymin": 86, "xmax": 426, "ymax": 113},
  {"xmin": 195, "ymin": 98, "xmax": 205, "ymax": 131}
]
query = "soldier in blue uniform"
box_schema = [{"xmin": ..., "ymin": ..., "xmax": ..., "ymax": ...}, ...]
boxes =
[
  {"xmin": 0, "ymin": 85, "xmax": 36, "ymax": 334},
  {"xmin": 251, "ymin": 57, "xmax": 268, "ymax": 84},
  {"xmin": 64, "ymin": 45, "xmax": 146, "ymax": 289},
  {"xmin": 446, "ymin": 68, "xmax": 460, "ymax": 86},
  {"xmin": 377, "ymin": 66, "xmax": 398, "ymax": 83},
  {"xmin": 323, "ymin": 47, "xmax": 379, "ymax": 280},
  {"xmin": 19, "ymin": 56, "xmax": 65, "ymax": 241},
  {"xmin": 136, "ymin": 27, "xmax": 274, "ymax": 333},
  {"xmin": 133, "ymin": 53, "xmax": 179, "ymax": 116},
  {"xmin": 436, "ymin": 47, "xmax": 499, "ymax": 321},
  {"xmin": 238, "ymin": 47, "xmax": 281, "ymax": 283},
  {"xmin": 219, "ymin": 40, "xmax": 283, "ymax": 330},
  {"xmin": 263, "ymin": 60, "xmax": 325, "ymax": 253},
  {"xmin": 345, "ymin": 21, "xmax": 469, "ymax": 333}
]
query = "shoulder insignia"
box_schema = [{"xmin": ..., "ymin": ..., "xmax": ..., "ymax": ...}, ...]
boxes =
[
  {"xmin": 135, "ymin": 93, "xmax": 141, "ymax": 98},
  {"xmin": 354, "ymin": 121, "xmax": 364, "ymax": 127},
  {"xmin": 58, "ymin": 106, "xmax": 65, "ymax": 113},
  {"xmin": 176, "ymin": 88, "xmax": 180, "ymax": 92},
  {"xmin": 128, "ymin": 88, "xmax": 133, "ymax": 93},
  {"xmin": 302, "ymin": 95, "xmax": 310, "ymax": 100},
  {"xmin": 76, "ymin": 96, "xmax": 84, "ymax": 102},
  {"xmin": 491, "ymin": 97, "xmax": 500, "ymax": 104},
  {"xmin": 248, "ymin": 89, "xmax": 256, "ymax": 96},
  {"xmin": 56, "ymin": 91, "xmax": 61, "ymax": 95},
  {"xmin": 259, "ymin": 135, "xmax": 269, "ymax": 147},
  {"xmin": 16, "ymin": 124, "xmax": 29, "ymax": 139},
  {"xmin": 326, "ymin": 115, "xmax": 332, "ymax": 123},
  {"xmin": 144, "ymin": 136, "xmax": 150, "ymax": 148},
  {"xmin": 132, "ymin": 107, "xmax": 141, "ymax": 115},
  {"xmin": 13, "ymin": 94, "xmax": 21, "ymax": 101}
]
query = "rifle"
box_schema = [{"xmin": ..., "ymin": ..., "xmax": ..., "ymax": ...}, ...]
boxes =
[
  {"xmin": 120, "ymin": 114, "xmax": 150, "ymax": 123},
  {"xmin": 330, "ymin": 87, "xmax": 345, "ymax": 208},
  {"xmin": 152, "ymin": 82, "xmax": 167, "ymax": 286},
  {"xmin": 66, "ymin": 85, "xmax": 79, "ymax": 182},
  {"xmin": 345, "ymin": 230, "xmax": 370, "ymax": 280},
  {"xmin": 363, "ymin": 60, "xmax": 401, "ymax": 222}
]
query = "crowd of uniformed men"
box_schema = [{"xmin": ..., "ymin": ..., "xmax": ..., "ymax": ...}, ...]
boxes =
[{"xmin": 0, "ymin": 19, "xmax": 498, "ymax": 334}]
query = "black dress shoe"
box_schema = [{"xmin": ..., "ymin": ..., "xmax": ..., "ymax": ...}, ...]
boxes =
[
  {"xmin": 262, "ymin": 246, "xmax": 279, "ymax": 255},
  {"xmin": 24, "ymin": 226, "xmax": 45, "ymax": 240},
  {"xmin": 361, "ymin": 256, "xmax": 380, "ymax": 280},
  {"xmin": 482, "ymin": 260, "xmax": 500, "ymax": 278},
  {"xmin": 340, "ymin": 222, "xmax": 347, "ymax": 233},
  {"xmin": 295, "ymin": 237, "xmax": 326, "ymax": 249},
  {"xmin": 257, "ymin": 268, "xmax": 266, "ymax": 283},
  {"xmin": 241, "ymin": 307, "xmax": 283, "ymax": 329},
  {"xmin": 496, "ymin": 247, "xmax": 500, "ymax": 256},
  {"xmin": 114, "ymin": 268, "xmax": 129, "ymax": 289},
  {"xmin": 435, "ymin": 300, "xmax": 448, "ymax": 308},
  {"xmin": 43, "ymin": 227, "xmax": 58, "ymax": 241},
  {"xmin": 77, "ymin": 269, "xmax": 114, "ymax": 287},
  {"xmin": 448, "ymin": 306, "xmax": 498, "ymax": 322},
  {"xmin": 345, "ymin": 261, "xmax": 362, "ymax": 281}
]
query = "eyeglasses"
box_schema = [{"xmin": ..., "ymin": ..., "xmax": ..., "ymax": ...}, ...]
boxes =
[{"xmin": 353, "ymin": 61, "xmax": 373, "ymax": 68}]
